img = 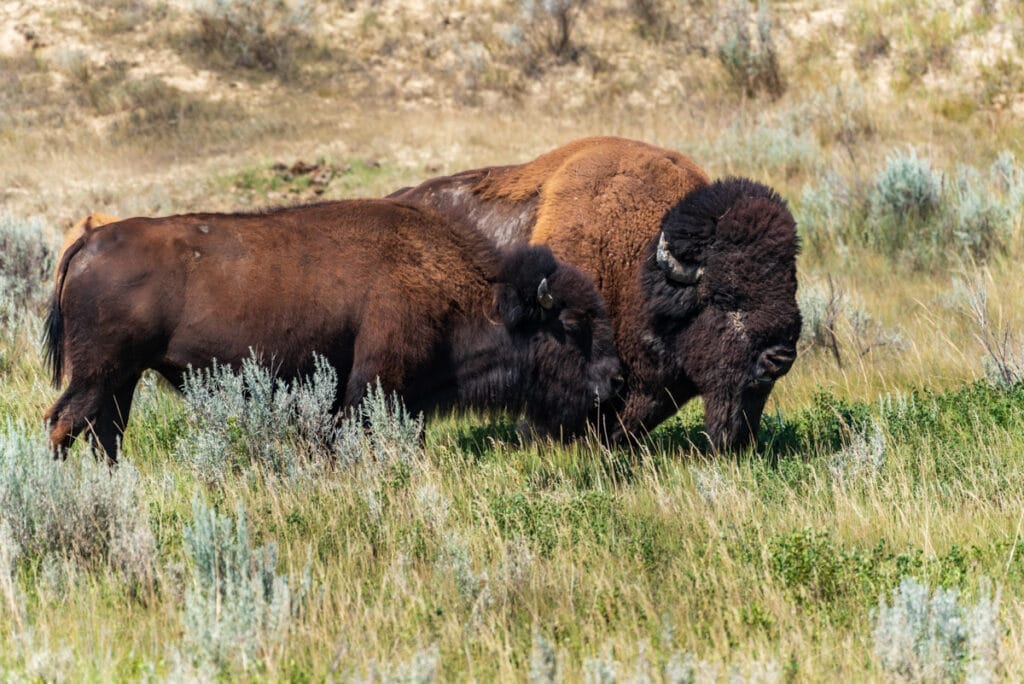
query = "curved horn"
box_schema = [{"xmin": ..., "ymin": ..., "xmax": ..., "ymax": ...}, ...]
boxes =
[
  {"xmin": 537, "ymin": 278, "xmax": 555, "ymax": 310},
  {"xmin": 656, "ymin": 232, "xmax": 703, "ymax": 285}
]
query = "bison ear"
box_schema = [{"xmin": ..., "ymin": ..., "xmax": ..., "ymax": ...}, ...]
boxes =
[{"xmin": 496, "ymin": 276, "xmax": 558, "ymax": 329}]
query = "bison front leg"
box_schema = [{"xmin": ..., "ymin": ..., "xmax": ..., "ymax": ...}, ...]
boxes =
[
  {"xmin": 342, "ymin": 354, "xmax": 406, "ymax": 414},
  {"xmin": 343, "ymin": 336, "xmax": 430, "ymax": 445}
]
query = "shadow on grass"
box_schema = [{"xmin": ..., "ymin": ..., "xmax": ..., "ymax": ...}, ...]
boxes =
[{"xmin": 638, "ymin": 389, "xmax": 876, "ymax": 467}]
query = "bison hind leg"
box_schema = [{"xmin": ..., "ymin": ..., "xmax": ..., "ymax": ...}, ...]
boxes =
[
  {"xmin": 45, "ymin": 383, "xmax": 106, "ymax": 459},
  {"xmin": 45, "ymin": 377, "xmax": 139, "ymax": 465},
  {"xmin": 89, "ymin": 380, "xmax": 139, "ymax": 464}
]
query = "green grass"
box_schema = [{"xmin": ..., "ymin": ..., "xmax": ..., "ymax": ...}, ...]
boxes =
[{"xmin": 217, "ymin": 158, "xmax": 402, "ymax": 204}]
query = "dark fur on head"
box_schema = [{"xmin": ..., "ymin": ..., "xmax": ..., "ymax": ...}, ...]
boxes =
[
  {"xmin": 495, "ymin": 245, "xmax": 563, "ymax": 327},
  {"xmin": 636, "ymin": 176, "xmax": 802, "ymax": 450},
  {"xmin": 491, "ymin": 245, "xmax": 619, "ymax": 437}
]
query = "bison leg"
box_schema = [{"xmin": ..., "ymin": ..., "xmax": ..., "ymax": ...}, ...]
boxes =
[
  {"xmin": 343, "ymin": 329, "xmax": 420, "ymax": 411},
  {"xmin": 45, "ymin": 377, "xmax": 138, "ymax": 464},
  {"xmin": 45, "ymin": 382, "xmax": 109, "ymax": 458},
  {"xmin": 87, "ymin": 378, "xmax": 139, "ymax": 464},
  {"xmin": 343, "ymin": 363, "xmax": 403, "ymax": 412}
]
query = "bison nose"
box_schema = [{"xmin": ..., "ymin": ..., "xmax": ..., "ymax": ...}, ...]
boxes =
[
  {"xmin": 592, "ymin": 361, "xmax": 623, "ymax": 403},
  {"xmin": 756, "ymin": 345, "xmax": 796, "ymax": 381}
]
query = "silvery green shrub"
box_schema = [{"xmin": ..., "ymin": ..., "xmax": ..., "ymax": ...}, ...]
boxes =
[
  {"xmin": 530, "ymin": 630, "xmax": 558, "ymax": 683},
  {"xmin": 734, "ymin": 123, "xmax": 820, "ymax": 178},
  {"xmin": 366, "ymin": 644, "xmax": 440, "ymax": 683},
  {"xmin": 950, "ymin": 165, "xmax": 1012, "ymax": 262},
  {"xmin": 182, "ymin": 495, "xmax": 312, "ymax": 671},
  {"xmin": 797, "ymin": 175, "xmax": 855, "ymax": 259},
  {"xmin": 176, "ymin": 354, "xmax": 322, "ymax": 480},
  {"xmin": 0, "ymin": 422, "xmax": 155, "ymax": 589},
  {"xmin": 868, "ymin": 149, "xmax": 944, "ymax": 266},
  {"xmin": 871, "ymin": 149, "xmax": 943, "ymax": 222},
  {"xmin": 0, "ymin": 520, "xmax": 23, "ymax": 630},
  {"xmin": 799, "ymin": 150, "xmax": 1020, "ymax": 268},
  {"xmin": 584, "ymin": 650, "xmax": 617, "ymax": 684},
  {"xmin": 0, "ymin": 213, "xmax": 54, "ymax": 329},
  {"xmin": 341, "ymin": 379, "xmax": 424, "ymax": 468},
  {"xmin": 872, "ymin": 577, "xmax": 1001, "ymax": 682},
  {"xmin": 829, "ymin": 419, "xmax": 885, "ymax": 481},
  {"xmin": 966, "ymin": 579, "xmax": 1001, "ymax": 684},
  {"xmin": 990, "ymin": 150, "xmax": 1024, "ymax": 217},
  {"xmin": 175, "ymin": 354, "xmax": 423, "ymax": 482},
  {"xmin": 689, "ymin": 462, "xmax": 730, "ymax": 506},
  {"xmin": 797, "ymin": 280, "xmax": 842, "ymax": 352},
  {"xmin": 715, "ymin": 0, "xmax": 784, "ymax": 98}
]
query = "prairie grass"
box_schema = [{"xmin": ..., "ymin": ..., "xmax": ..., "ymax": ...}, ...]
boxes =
[{"xmin": 4, "ymin": 275, "xmax": 1024, "ymax": 678}]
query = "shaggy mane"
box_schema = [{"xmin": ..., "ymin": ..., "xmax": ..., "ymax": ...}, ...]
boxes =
[{"xmin": 661, "ymin": 176, "xmax": 800, "ymax": 259}]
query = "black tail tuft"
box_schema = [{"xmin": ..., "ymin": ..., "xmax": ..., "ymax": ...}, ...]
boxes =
[
  {"xmin": 43, "ymin": 291, "xmax": 63, "ymax": 388},
  {"xmin": 43, "ymin": 224, "xmax": 96, "ymax": 389}
]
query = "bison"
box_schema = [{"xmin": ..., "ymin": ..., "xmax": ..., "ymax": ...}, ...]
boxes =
[
  {"xmin": 389, "ymin": 136, "xmax": 802, "ymax": 451},
  {"xmin": 43, "ymin": 199, "xmax": 621, "ymax": 462}
]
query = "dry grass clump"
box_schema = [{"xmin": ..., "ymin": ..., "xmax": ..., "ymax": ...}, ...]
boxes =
[
  {"xmin": 190, "ymin": 0, "xmax": 314, "ymax": 74},
  {"xmin": 715, "ymin": 0, "xmax": 785, "ymax": 99}
]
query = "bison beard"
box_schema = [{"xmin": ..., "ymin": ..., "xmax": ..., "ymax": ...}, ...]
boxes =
[
  {"xmin": 389, "ymin": 137, "xmax": 801, "ymax": 451},
  {"xmin": 42, "ymin": 200, "xmax": 620, "ymax": 462}
]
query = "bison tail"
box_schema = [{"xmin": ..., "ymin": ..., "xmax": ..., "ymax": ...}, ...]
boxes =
[
  {"xmin": 43, "ymin": 291, "xmax": 63, "ymax": 388},
  {"xmin": 43, "ymin": 232, "xmax": 90, "ymax": 388}
]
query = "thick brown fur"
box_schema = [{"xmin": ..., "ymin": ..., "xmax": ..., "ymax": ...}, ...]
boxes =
[
  {"xmin": 57, "ymin": 212, "xmax": 120, "ymax": 269},
  {"xmin": 390, "ymin": 137, "xmax": 801, "ymax": 449},
  {"xmin": 43, "ymin": 200, "xmax": 620, "ymax": 461}
]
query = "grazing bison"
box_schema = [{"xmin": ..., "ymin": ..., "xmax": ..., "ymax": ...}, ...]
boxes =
[
  {"xmin": 43, "ymin": 200, "xmax": 621, "ymax": 461},
  {"xmin": 389, "ymin": 136, "xmax": 801, "ymax": 450}
]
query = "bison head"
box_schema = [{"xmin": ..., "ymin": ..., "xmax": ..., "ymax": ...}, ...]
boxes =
[
  {"xmin": 642, "ymin": 177, "xmax": 801, "ymax": 451},
  {"xmin": 495, "ymin": 245, "xmax": 621, "ymax": 438}
]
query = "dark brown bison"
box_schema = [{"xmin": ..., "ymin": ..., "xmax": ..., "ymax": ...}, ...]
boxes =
[
  {"xmin": 43, "ymin": 199, "xmax": 621, "ymax": 461},
  {"xmin": 389, "ymin": 136, "xmax": 801, "ymax": 451}
]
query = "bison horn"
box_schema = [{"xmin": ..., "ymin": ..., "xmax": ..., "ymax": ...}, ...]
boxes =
[
  {"xmin": 537, "ymin": 278, "xmax": 555, "ymax": 310},
  {"xmin": 657, "ymin": 232, "xmax": 703, "ymax": 285}
]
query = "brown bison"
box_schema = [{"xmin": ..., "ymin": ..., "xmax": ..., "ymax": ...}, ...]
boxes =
[
  {"xmin": 43, "ymin": 200, "xmax": 621, "ymax": 461},
  {"xmin": 389, "ymin": 136, "xmax": 801, "ymax": 451}
]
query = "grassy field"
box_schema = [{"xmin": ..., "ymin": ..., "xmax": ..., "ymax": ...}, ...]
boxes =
[{"xmin": 3, "ymin": 0, "xmax": 1024, "ymax": 680}]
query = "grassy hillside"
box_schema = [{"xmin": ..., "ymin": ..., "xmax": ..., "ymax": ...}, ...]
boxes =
[{"xmin": 2, "ymin": 0, "xmax": 1024, "ymax": 680}]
